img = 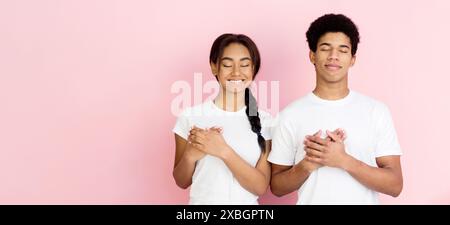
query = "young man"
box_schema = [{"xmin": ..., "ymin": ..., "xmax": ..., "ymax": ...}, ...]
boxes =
[{"xmin": 268, "ymin": 14, "xmax": 403, "ymax": 204}]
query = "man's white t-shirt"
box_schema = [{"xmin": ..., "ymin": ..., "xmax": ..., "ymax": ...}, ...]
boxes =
[
  {"xmin": 173, "ymin": 100, "xmax": 273, "ymax": 204},
  {"xmin": 268, "ymin": 90, "xmax": 402, "ymax": 204}
]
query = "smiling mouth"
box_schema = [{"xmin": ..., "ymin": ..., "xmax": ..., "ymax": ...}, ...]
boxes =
[
  {"xmin": 226, "ymin": 79, "xmax": 245, "ymax": 83},
  {"xmin": 325, "ymin": 64, "xmax": 342, "ymax": 71}
]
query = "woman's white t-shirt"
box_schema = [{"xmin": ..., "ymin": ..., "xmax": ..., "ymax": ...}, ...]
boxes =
[{"xmin": 173, "ymin": 100, "xmax": 273, "ymax": 205}]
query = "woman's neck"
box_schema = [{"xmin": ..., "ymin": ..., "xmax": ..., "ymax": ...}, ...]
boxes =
[{"xmin": 214, "ymin": 87, "xmax": 246, "ymax": 112}]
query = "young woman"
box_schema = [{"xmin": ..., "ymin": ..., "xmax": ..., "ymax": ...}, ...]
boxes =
[{"xmin": 172, "ymin": 33, "xmax": 273, "ymax": 204}]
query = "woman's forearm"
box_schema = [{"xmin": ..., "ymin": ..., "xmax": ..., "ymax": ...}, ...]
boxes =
[
  {"xmin": 173, "ymin": 153, "xmax": 197, "ymax": 189},
  {"xmin": 220, "ymin": 148, "xmax": 269, "ymax": 196}
]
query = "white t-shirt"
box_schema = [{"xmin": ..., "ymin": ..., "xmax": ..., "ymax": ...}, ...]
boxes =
[
  {"xmin": 173, "ymin": 100, "xmax": 273, "ymax": 205},
  {"xmin": 268, "ymin": 90, "xmax": 402, "ymax": 204}
]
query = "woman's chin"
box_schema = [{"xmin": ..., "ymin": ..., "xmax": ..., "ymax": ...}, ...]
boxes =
[
  {"xmin": 222, "ymin": 83, "xmax": 249, "ymax": 94},
  {"xmin": 224, "ymin": 88, "xmax": 246, "ymax": 94}
]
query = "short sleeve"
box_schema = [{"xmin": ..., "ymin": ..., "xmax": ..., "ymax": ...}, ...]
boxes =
[
  {"xmin": 373, "ymin": 104, "xmax": 402, "ymax": 157},
  {"xmin": 267, "ymin": 114, "xmax": 298, "ymax": 166},
  {"xmin": 259, "ymin": 110, "xmax": 274, "ymax": 141},
  {"xmin": 172, "ymin": 108, "xmax": 191, "ymax": 140}
]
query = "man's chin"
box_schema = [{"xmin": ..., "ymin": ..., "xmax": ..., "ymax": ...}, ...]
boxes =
[{"xmin": 322, "ymin": 73, "xmax": 346, "ymax": 83}]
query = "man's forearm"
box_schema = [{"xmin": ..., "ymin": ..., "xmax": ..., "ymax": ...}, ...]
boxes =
[
  {"xmin": 271, "ymin": 161, "xmax": 311, "ymax": 197},
  {"xmin": 342, "ymin": 156, "xmax": 403, "ymax": 197}
]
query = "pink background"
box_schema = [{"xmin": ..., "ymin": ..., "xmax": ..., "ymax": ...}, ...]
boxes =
[{"xmin": 1, "ymin": 0, "xmax": 449, "ymax": 204}]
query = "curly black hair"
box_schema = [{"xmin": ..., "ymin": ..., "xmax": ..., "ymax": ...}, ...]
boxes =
[{"xmin": 306, "ymin": 14, "xmax": 360, "ymax": 55}]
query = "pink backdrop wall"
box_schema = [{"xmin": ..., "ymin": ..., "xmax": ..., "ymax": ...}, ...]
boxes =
[{"xmin": 1, "ymin": 0, "xmax": 449, "ymax": 204}]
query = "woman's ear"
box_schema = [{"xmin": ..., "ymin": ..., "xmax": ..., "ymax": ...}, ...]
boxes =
[{"xmin": 210, "ymin": 62, "xmax": 218, "ymax": 76}]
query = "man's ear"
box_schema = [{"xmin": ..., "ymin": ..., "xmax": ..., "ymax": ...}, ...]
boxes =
[
  {"xmin": 350, "ymin": 55, "xmax": 356, "ymax": 67},
  {"xmin": 309, "ymin": 51, "xmax": 316, "ymax": 65},
  {"xmin": 210, "ymin": 62, "xmax": 218, "ymax": 76}
]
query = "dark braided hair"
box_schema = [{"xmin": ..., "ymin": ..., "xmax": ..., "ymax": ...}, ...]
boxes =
[
  {"xmin": 209, "ymin": 33, "xmax": 266, "ymax": 152},
  {"xmin": 245, "ymin": 88, "xmax": 266, "ymax": 152}
]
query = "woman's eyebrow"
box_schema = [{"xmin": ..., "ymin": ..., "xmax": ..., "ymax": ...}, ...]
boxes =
[{"xmin": 220, "ymin": 57, "xmax": 251, "ymax": 61}]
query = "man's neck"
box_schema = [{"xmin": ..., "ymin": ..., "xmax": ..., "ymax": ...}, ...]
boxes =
[{"xmin": 313, "ymin": 79, "xmax": 350, "ymax": 100}]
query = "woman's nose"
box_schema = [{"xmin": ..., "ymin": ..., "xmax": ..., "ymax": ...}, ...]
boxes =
[{"xmin": 232, "ymin": 66, "xmax": 241, "ymax": 75}]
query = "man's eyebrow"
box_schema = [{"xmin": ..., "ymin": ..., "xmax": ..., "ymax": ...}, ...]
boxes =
[
  {"xmin": 319, "ymin": 43, "xmax": 350, "ymax": 49},
  {"xmin": 319, "ymin": 43, "xmax": 331, "ymax": 47}
]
